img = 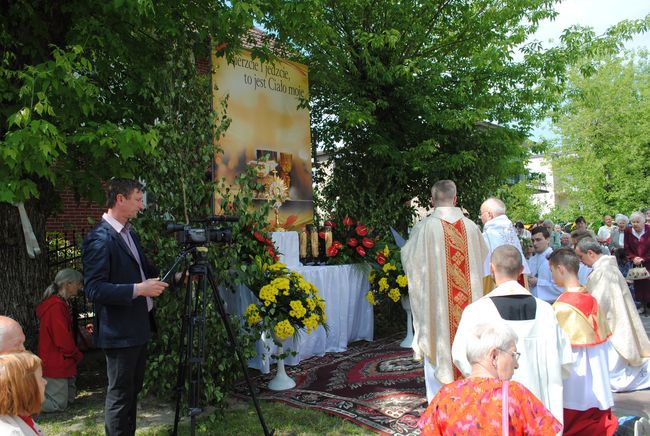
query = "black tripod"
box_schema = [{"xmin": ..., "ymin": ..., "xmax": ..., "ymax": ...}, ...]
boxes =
[{"xmin": 165, "ymin": 246, "xmax": 273, "ymax": 436}]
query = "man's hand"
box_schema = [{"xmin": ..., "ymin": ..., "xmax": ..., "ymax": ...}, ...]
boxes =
[
  {"xmin": 528, "ymin": 276, "xmax": 538, "ymax": 287},
  {"xmin": 633, "ymin": 257, "xmax": 644, "ymax": 266},
  {"xmin": 136, "ymin": 278, "xmax": 169, "ymax": 297}
]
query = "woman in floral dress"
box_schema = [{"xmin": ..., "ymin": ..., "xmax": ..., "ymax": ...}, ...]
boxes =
[{"xmin": 418, "ymin": 322, "xmax": 561, "ymax": 435}]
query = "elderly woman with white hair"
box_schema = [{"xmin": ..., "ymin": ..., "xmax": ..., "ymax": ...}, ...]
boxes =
[
  {"xmin": 625, "ymin": 212, "xmax": 650, "ymax": 315},
  {"xmin": 418, "ymin": 322, "xmax": 561, "ymax": 435},
  {"xmin": 609, "ymin": 214, "xmax": 629, "ymax": 252}
]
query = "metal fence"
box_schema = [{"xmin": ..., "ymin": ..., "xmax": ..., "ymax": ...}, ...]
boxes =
[
  {"xmin": 47, "ymin": 230, "xmax": 84, "ymax": 273},
  {"xmin": 46, "ymin": 230, "xmax": 94, "ymax": 349}
]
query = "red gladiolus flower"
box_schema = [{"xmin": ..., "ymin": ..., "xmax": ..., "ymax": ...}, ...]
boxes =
[
  {"xmin": 253, "ymin": 231, "xmax": 265, "ymax": 242},
  {"xmin": 319, "ymin": 231, "xmax": 326, "ymax": 239},
  {"xmin": 362, "ymin": 237, "xmax": 375, "ymax": 248},
  {"xmin": 347, "ymin": 237, "xmax": 359, "ymax": 247},
  {"xmin": 343, "ymin": 216, "xmax": 354, "ymax": 226},
  {"xmin": 376, "ymin": 253, "xmax": 387, "ymax": 265},
  {"xmin": 333, "ymin": 240, "xmax": 343, "ymax": 249},
  {"xmin": 268, "ymin": 248, "xmax": 278, "ymax": 261},
  {"xmin": 327, "ymin": 246, "xmax": 339, "ymax": 257},
  {"xmin": 356, "ymin": 245, "xmax": 367, "ymax": 256},
  {"xmin": 324, "ymin": 220, "xmax": 336, "ymax": 228},
  {"xmin": 355, "ymin": 225, "xmax": 368, "ymax": 236}
]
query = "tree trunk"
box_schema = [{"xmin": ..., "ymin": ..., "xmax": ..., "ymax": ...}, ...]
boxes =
[{"xmin": 0, "ymin": 189, "xmax": 55, "ymax": 351}]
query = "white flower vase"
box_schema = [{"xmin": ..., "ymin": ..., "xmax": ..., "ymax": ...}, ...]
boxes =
[
  {"xmin": 400, "ymin": 295, "xmax": 414, "ymax": 348},
  {"xmin": 268, "ymin": 335, "xmax": 296, "ymax": 391}
]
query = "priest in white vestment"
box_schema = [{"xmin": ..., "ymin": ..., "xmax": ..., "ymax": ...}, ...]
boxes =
[
  {"xmin": 480, "ymin": 197, "xmax": 530, "ymax": 277},
  {"xmin": 452, "ymin": 245, "xmax": 573, "ymax": 426},
  {"xmin": 575, "ymin": 237, "xmax": 650, "ymax": 392},
  {"xmin": 401, "ymin": 180, "xmax": 487, "ymax": 402}
]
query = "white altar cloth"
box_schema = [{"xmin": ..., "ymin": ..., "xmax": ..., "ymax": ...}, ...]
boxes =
[
  {"xmin": 270, "ymin": 231, "xmax": 300, "ymax": 269},
  {"xmin": 220, "ymin": 263, "xmax": 373, "ymax": 373}
]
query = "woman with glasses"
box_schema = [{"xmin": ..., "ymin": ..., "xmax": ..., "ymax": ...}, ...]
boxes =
[
  {"xmin": 36, "ymin": 268, "xmax": 84, "ymax": 412},
  {"xmin": 418, "ymin": 321, "xmax": 561, "ymax": 435}
]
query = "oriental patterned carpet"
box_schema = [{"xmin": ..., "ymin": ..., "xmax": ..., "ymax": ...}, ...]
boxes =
[{"xmin": 234, "ymin": 335, "xmax": 427, "ymax": 435}]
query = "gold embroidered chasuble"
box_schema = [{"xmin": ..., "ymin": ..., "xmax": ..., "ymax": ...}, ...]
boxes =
[{"xmin": 401, "ymin": 207, "xmax": 488, "ymax": 384}]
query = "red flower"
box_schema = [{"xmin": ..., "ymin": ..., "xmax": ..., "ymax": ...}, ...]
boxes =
[
  {"xmin": 333, "ymin": 240, "xmax": 343, "ymax": 249},
  {"xmin": 253, "ymin": 231, "xmax": 266, "ymax": 242},
  {"xmin": 327, "ymin": 246, "xmax": 339, "ymax": 257},
  {"xmin": 347, "ymin": 237, "xmax": 359, "ymax": 247},
  {"xmin": 376, "ymin": 253, "xmax": 387, "ymax": 265},
  {"xmin": 356, "ymin": 245, "xmax": 367, "ymax": 257},
  {"xmin": 343, "ymin": 216, "xmax": 354, "ymax": 226},
  {"xmin": 361, "ymin": 237, "xmax": 375, "ymax": 248},
  {"xmin": 355, "ymin": 225, "xmax": 368, "ymax": 236},
  {"xmin": 268, "ymin": 247, "xmax": 278, "ymax": 261},
  {"xmin": 324, "ymin": 220, "xmax": 336, "ymax": 228},
  {"xmin": 319, "ymin": 231, "xmax": 326, "ymax": 239}
]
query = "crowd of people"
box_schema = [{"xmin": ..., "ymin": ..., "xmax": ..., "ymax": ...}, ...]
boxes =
[
  {"xmin": 2, "ymin": 177, "xmax": 649, "ymax": 435},
  {"xmin": 515, "ymin": 211, "xmax": 650, "ymax": 317},
  {"xmin": 403, "ymin": 180, "xmax": 650, "ymax": 435}
]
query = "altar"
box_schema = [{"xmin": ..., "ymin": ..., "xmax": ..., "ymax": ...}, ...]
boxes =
[{"xmin": 219, "ymin": 232, "xmax": 374, "ymax": 373}]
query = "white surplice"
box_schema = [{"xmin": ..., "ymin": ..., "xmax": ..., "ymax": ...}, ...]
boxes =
[
  {"xmin": 482, "ymin": 215, "xmax": 531, "ymax": 276},
  {"xmin": 451, "ymin": 280, "xmax": 573, "ymax": 425},
  {"xmin": 401, "ymin": 206, "xmax": 488, "ymax": 396}
]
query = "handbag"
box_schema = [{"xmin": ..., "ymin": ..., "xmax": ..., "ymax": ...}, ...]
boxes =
[
  {"xmin": 502, "ymin": 380, "xmax": 509, "ymax": 436},
  {"xmin": 627, "ymin": 266, "xmax": 650, "ymax": 281}
]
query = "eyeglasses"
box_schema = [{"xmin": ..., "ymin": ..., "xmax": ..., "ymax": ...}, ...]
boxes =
[{"xmin": 498, "ymin": 348, "xmax": 520, "ymax": 362}]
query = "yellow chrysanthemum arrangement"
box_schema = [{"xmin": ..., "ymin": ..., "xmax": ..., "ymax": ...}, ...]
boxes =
[
  {"xmin": 366, "ymin": 244, "xmax": 408, "ymax": 305},
  {"xmin": 245, "ymin": 262, "xmax": 327, "ymax": 345}
]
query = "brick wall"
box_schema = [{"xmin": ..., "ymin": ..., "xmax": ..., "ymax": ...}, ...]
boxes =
[{"xmin": 46, "ymin": 189, "xmax": 104, "ymax": 238}]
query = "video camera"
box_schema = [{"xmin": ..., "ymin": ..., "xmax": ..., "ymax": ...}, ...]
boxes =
[{"xmin": 165, "ymin": 215, "xmax": 239, "ymax": 246}]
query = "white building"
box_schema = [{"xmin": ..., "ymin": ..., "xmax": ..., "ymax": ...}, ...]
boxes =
[{"xmin": 526, "ymin": 153, "xmax": 556, "ymax": 215}]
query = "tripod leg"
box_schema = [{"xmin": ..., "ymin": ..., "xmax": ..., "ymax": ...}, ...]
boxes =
[
  {"xmin": 206, "ymin": 268, "xmax": 274, "ymax": 436},
  {"xmin": 172, "ymin": 272, "xmax": 193, "ymax": 435}
]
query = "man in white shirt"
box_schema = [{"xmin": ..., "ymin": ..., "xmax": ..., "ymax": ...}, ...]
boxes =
[
  {"xmin": 480, "ymin": 198, "xmax": 530, "ymax": 279},
  {"xmin": 528, "ymin": 227, "xmax": 563, "ymax": 303}
]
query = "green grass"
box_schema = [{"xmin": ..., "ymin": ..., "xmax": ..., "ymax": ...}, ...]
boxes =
[
  {"xmin": 36, "ymin": 350, "xmax": 370, "ymax": 435},
  {"xmin": 37, "ymin": 394, "xmax": 371, "ymax": 435}
]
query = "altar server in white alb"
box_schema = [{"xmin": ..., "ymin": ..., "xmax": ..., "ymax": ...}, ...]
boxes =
[
  {"xmin": 452, "ymin": 244, "xmax": 572, "ymax": 426},
  {"xmin": 549, "ymin": 248, "xmax": 617, "ymax": 436},
  {"xmin": 401, "ymin": 180, "xmax": 487, "ymax": 402},
  {"xmin": 480, "ymin": 197, "xmax": 530, "ymax": 288},
  {"xmin": 575, "ymin": 237, "xmax": 650, "ymax": 392}
]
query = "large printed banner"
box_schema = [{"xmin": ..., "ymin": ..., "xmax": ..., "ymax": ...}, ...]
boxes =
[{"xmin": 211, "ymin": 48, "xmax": 313, "ymax": 227}]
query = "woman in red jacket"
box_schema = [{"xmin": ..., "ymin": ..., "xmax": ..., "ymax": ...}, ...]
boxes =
[
  {"xmin": 625, "ymin": 211, "xmax": 650, "ymax": 316},
  {"xmin": 36, "ymin": 268, "xmax": 84, "ymax": 412}
]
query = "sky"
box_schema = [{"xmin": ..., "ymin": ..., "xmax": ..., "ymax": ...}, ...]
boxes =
[{"xmin": 528, "ymin": 0, "xmax": 649, "ymax": 141}]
